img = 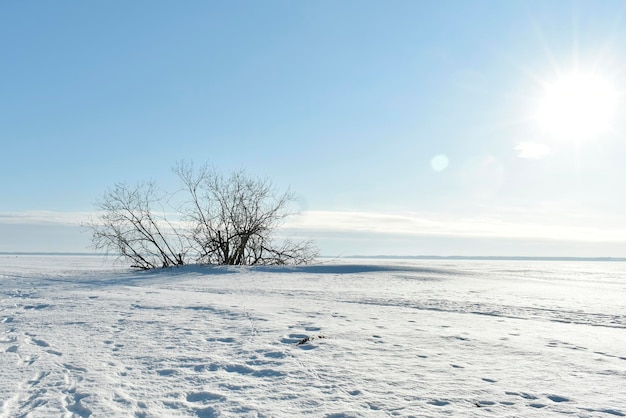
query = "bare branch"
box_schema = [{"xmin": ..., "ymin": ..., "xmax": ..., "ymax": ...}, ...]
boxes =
[
  {"xmin": 85, "ymin": 163, "xmax": 318, "ymax": 269},
  {"xmin": 174, "ymin": 162, "xmax": 318, "ymax": 266},
  {"xmin": 84, "ymin": 182, "xmax": 189, "ymax": 269}
]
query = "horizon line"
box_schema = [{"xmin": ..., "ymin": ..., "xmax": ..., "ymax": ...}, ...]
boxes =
[{"xmin": 2, "ymin": 252, "xmax": 625, "ymax": 262}]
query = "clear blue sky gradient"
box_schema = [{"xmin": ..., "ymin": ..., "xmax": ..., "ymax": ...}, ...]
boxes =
[{"xmin": 3, "ymin": 1, "xmax": 626, "ymax": 256}]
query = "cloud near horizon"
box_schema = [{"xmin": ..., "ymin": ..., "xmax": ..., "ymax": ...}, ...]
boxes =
[
  {"xmin": 0, "ymin": 211, "xmax": 93, "ymax": 226},
  {"xmin": 2, "ymin": 209, "xmax": 626, "ymax": 248},
  {"xmin": 284, "ymin": 210, "xmax": 626, "ymax": 244}
]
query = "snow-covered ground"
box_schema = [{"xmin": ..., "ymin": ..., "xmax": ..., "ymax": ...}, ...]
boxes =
[{"xmin": 1, "ymin": 255, "xmax": 625, "ymax": 417}]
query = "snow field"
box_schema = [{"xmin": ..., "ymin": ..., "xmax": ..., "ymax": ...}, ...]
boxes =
[{"xmin": 1, "ymin": 256, "xmax": 625, "ymax": 417}]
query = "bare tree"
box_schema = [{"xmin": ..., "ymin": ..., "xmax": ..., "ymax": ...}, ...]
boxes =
[
  {"xmin": 86, "ymin": 163, "xmax": 318, "ymax": 269},
  {"xmin": 86, "ymin": 181, "xmax": 187, "ymax": 269},
  {"xmin": 175, "ymin": 162, "xmax": 318, "ymax": 265}
]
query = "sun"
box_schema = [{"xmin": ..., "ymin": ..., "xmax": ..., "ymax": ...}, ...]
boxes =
[{"xmin": 535, "ymin": 72, "xmax": 619, "ymax": 141}]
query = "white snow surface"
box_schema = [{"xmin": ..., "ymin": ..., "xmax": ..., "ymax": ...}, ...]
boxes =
[{"xmin": 1, "ymin": 255, "xmax": 625, "ymax": 417}]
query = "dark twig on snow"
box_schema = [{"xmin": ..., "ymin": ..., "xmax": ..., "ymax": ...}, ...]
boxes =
[{"xmin": 296, "ymin": 335, "xmax": 326, "ymax": 345}]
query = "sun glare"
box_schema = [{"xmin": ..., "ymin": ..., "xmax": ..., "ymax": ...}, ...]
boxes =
[{"xmin": 536, "ymin": 72, "xmax": 618, "ymax": 141}]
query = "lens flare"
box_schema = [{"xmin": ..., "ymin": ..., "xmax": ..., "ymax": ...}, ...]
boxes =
[{"xmin": 431, "ymin": 154, "xmax": 449, "ymax": 172}]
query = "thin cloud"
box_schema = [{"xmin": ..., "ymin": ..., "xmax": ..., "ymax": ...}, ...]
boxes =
[
  {"xmin": 284, "ymin": 210, "xmax": 626, "ymax": 243},
  {"xmin": 0, "ymin": 211, "xmax": 93, "ymax": 226},
  {"xmin": 4, "ymin": 209, "xmax": 626, "ymax": 245},
  {"xmin": 0, "ymin": 210, "xmax": 193, "ymax": 233}
]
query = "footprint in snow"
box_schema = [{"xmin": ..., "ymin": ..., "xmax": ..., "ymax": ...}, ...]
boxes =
[
  {"xmin": 23, "ymin": 304, "xmax": 51, "ymax": 310},
  {"xmin": 186, "ymin": 391, "xmax": 225, "ymax": 403},
  {"xmin": 428, "ymin": 400, "xmax": 450, "ymax": 407},
  {"xmin": 547, "ymin": 395, "xmax": 570, "ymax": 403},
  {"xmin": 64, "ymin": 392, "xmax": 92, "ymax": 418},
  {"xmin": 207, "ymin": 337, "xmax": 235, "ymax": 343},
  {"xmin": 157, "ymin": 369, "xmax": 178, "ymax": 377},
  {"xmin": 28, "ymin": 337, "xmax": 50, "ymax": 348},
  {"xmin": 27, "ymin": 371, "xmax": 50, "ymax": 385},
  {"xmin": 192, "ymin": 406, "xmax": 217, "ymax": 418},
  {"xmin": 0, "ymin": 335, "xmax": 17, "ymax": 343},
  {"xmin": 304, "ymin": 326, "xmax": 321, "ymax": 332},
  {"xmin": 262, "ymin": 351, "xmax": 286, "ymax": 359},
  {"xmin": 595, "ymin": 408, "xmax": 625, "ymax": 416},
  {"xmin": 64, "ymin": 364, "xmax": 88, "ymax": 373},
  {"xmin": 505, "ymin": 391, "xmax": 538, "ymax": 400},
  {"xmin": 17, "ymin": 354, "xmax": 37, "ymax": 366},
  {"xmin": 281, "ymin": 334, "xmax": 308, "ymax": 344}
]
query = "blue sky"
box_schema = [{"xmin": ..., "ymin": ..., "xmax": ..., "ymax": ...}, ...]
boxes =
[{"xmin": 3, "ymin": 1, "xmax": 626, "ymax": 256}]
